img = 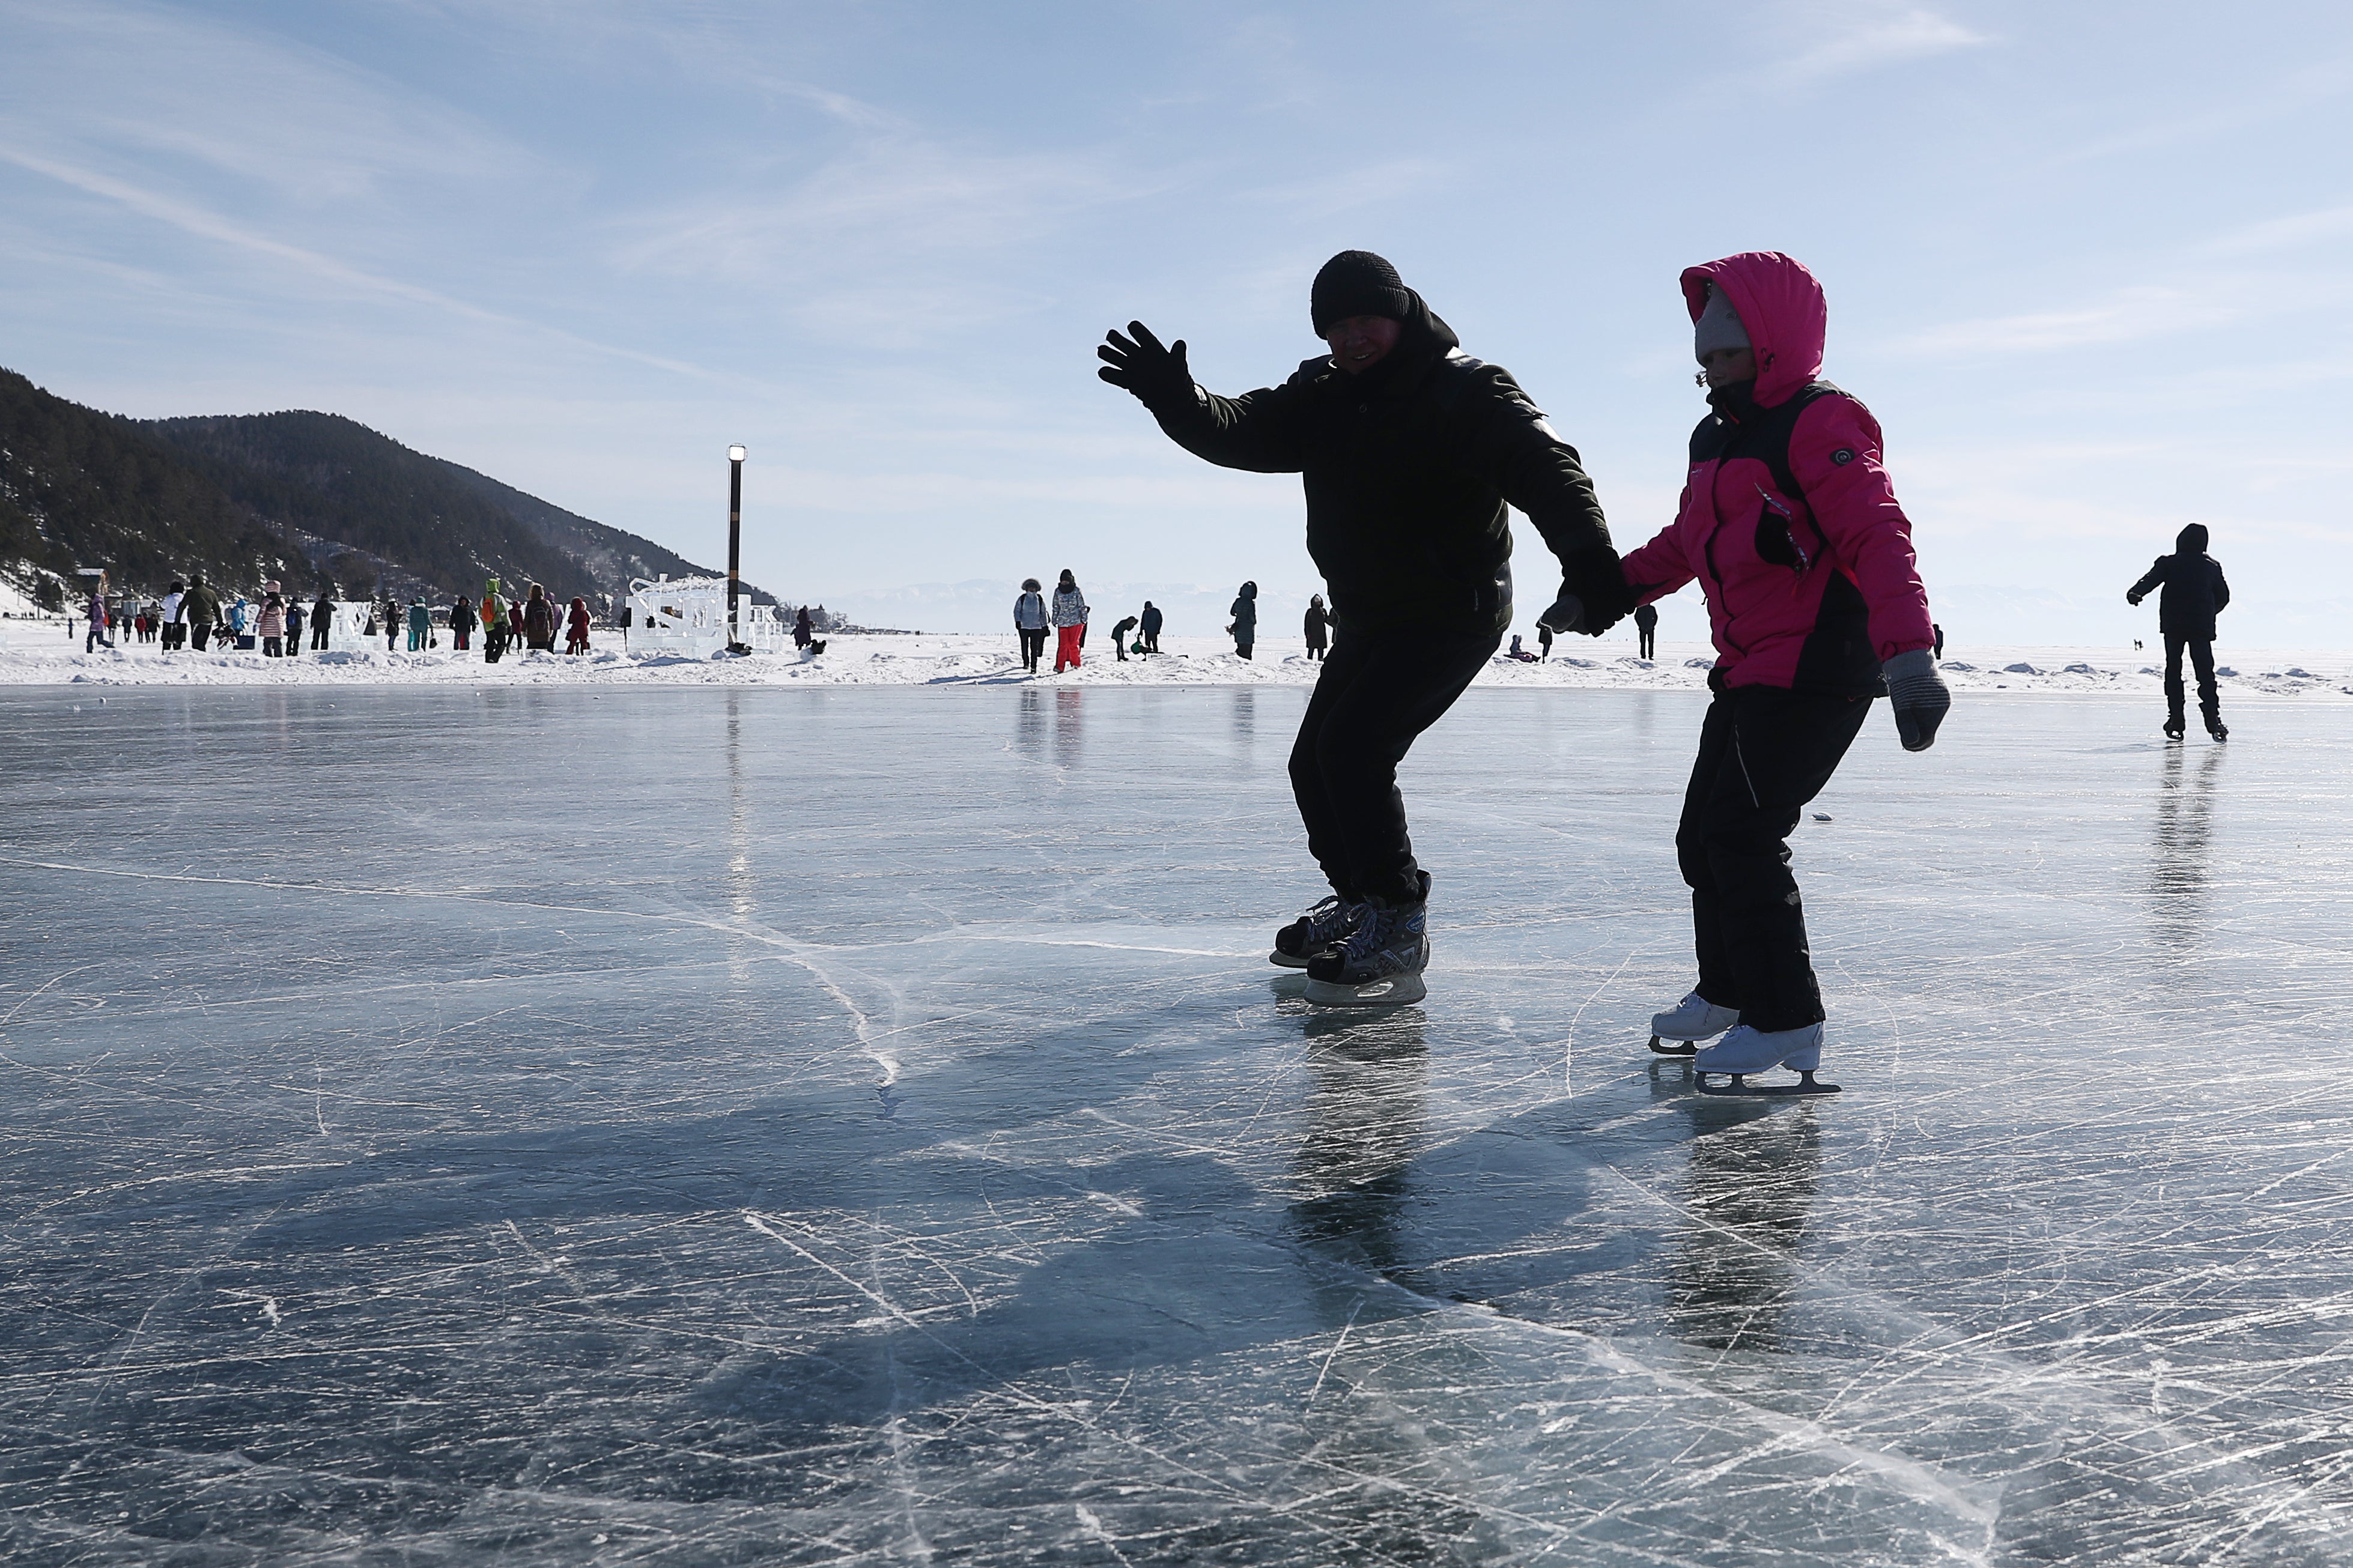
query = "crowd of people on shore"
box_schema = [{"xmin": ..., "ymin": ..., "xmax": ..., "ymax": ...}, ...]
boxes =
[{"xmin": 62, "ymin": 574, "xmax": 604, "ymax": 663}]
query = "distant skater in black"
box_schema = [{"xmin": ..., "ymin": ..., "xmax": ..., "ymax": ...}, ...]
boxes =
[
  {"xmin": 1099, "ymin": 249, "xmax": 1631, "ymax": 1006},
  {"xmin": 1633, "ymin": 601, "xmax": 1657, "ymax": 660},
  {"xmin": 2128, "ymin": 524, "xmax": 2230, "ymax": 741},
  {"xmin": 1303, "ymin": 595, "xmax": 1329, "ymax": 661},
  {"xmin": 1138, "ymin": 601, "xmax": 1162, "ymax": 655}
]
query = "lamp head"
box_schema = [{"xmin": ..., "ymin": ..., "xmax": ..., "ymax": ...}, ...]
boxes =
[{"xmin": 728, "ymin": 445, "xmax": 747, "ymax": 463}]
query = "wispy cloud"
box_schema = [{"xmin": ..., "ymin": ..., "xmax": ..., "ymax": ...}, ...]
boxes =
[
  {"xmin": 1893, "ymin": 284, "xmax": 2245, "ymax": 355},
  {"xmin": 2199, "ymin": 203, "xmax": 2353, "ymax": 257},
  {"xmin": 1776, "ymin": 0, "xmax": 1987, "ymax": 82},
  {"xmin": 0, "ymin": 0, "xmax": 542, "ymax": 202}
]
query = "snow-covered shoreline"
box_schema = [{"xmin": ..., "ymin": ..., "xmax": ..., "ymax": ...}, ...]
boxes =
[{"xmin": 5, "ymin": 619, "xmax": 2351, "ymax": 701}]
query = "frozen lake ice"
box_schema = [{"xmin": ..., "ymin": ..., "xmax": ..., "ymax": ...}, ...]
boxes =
[{"xmin": 3, "ymin": 683, "xmax": 2350, "ymax": 1564}]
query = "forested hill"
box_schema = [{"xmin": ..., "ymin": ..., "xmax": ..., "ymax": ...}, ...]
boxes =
[{"xmin": 0, "ymin": 366, "xmax": 739, "ymax": 608}]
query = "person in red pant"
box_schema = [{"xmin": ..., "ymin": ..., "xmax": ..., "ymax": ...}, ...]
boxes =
[
  {"xmin": 1622, "ymin": 251, "xmax": 1949, "ymax": 1095},
  {"xmin": 1050, "ymin": 569, "xmax": 1087, "ymax": 673}
]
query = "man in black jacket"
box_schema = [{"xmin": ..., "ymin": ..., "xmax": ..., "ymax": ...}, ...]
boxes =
[
  {"xmin": 1099, "ymin": 249, "xmax": 1632, "ymax": 1006},
  {"xmin": 2128, "ymin": 524, "xmax": 2231, "ymax": 740}
]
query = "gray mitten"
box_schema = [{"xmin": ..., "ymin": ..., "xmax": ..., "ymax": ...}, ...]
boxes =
[{"xmin": 1884, "ymin": 648, "xmax": 1951, "ymax": 752}]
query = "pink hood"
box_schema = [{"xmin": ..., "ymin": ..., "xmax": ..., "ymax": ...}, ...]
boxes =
[{"xmin": 1680, "ymin": 252, "xmax": 1827, "ymax": 408}]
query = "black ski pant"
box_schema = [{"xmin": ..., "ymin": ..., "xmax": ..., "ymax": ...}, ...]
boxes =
[
  {"xmin": 1289, "ymin": 628, "xmax": 1496, "ymax": 906},
  {"xmin": 1677, "ymin": 684, "xmax": 1872, "ymax": 1033},
  {"xmin": 1018, "ymin": 627, "xmax": 1046, "ymax": 670},
  {"xmin": 1638, "ymin": 628, "xmax": 1656, "ymax": 659},
  {"xmin": 2163, "ymin": 633, "xmax": 2218, "ymax": 727},
  {"xmin": 1143, "ymin": 629, "xmax": 1159, "ymax": 653},
  {"xmin": 190, "ymin": 625, "xmax": 211, "ymax": 651},
  {"xmin": 311, "ymin": 623, "xmax": 330, "ymax": 650}
]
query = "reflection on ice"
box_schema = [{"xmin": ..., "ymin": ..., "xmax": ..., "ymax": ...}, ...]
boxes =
[{"xmin": 3, "ymin": 685, "xmax": 2351, "ymax": 1564}]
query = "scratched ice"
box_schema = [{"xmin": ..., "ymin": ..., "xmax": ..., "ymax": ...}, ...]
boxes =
[{"xmin": 3, "ymin": 683, "xmax": 2351, "ymax": 1564}]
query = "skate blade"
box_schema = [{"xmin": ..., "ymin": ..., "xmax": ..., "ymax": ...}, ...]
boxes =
[
  {"xmin": 1268, "ymin": 950, "xmax": 1310, "ymax": 969},
  {"xmin": 1695, "ymin": 1069, "xmax": 1840, "ymax": 1098},
  {"xmin": 1302, "ymin": 973, "xmax": 1427, "ymax": 1008},
  {"xmin": 1647, "ymin": 1034, "xmax": 1698, "ymax": 1056}
]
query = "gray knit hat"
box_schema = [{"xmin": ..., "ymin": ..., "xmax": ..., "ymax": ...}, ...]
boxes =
[{"xmin": 1693, "ymin": 284, "xmax": 1750, "ymax": 362}]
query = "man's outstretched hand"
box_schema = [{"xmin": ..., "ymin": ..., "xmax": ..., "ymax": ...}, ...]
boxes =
[
  {"xmin": 1555, "ymin": 548, "xmax": 1636, "ymax": 637},
  {"xmin": 1098, "ymin": 322, "xmax": 1194, "ymax": 410}
]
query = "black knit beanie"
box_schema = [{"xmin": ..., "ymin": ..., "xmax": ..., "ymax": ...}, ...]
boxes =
[{"xmin": 1311, "ymin": 250, "xmax": 1412, "ymax": 336}]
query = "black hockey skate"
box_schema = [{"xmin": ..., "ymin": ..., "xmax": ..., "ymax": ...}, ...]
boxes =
[
  {"xmin": 1302, "ymin": 893, "xmax": 1428, "ymax": 1008},
  {"xmin": 1270, "ymin": 894, "xmax": 1361, "ymax": 969}
]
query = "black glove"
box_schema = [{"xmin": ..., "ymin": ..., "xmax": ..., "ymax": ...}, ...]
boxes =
[
  {"xmin": 2125, "ymin": 591, "xmax": 2143, "ymax": 606},
  {"xmin": 1884, "ymin": 649, "xmax": 1951, "ymax": 752},
  {"xmin": 1535, "ymin": 593, "xmax": 1586, "ymax": 635},
  {"xmin": 1557, "ymin": 548, "xmax": 1635, "ymax": 637},
  {"xmin": 1097, "ymin": 322, "xmax": 1194, "ymax": 410}
]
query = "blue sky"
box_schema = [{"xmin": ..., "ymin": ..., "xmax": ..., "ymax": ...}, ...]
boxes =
[{"xmin": 3, "ymin": 1, "xmax": 2349, "ymax": 644}]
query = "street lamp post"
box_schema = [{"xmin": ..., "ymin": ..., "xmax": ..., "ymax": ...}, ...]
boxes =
[{"xmin": 726, "ymin": 444, "xmax": 748, "ymax": 654}]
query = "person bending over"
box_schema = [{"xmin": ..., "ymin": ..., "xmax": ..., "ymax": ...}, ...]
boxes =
[
  {"xmin": 1621, "ymin": 252, "xmax": 1950, "ymax": 1094},
  {"xmin": 1099, "ymin": 249, "xmax": 1632, "ymax": 1007}
]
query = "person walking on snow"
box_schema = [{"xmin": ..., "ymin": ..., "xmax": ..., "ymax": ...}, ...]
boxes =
[
  {"xmin": 1139, "ymin": 600, "xmax": 1162, "ymax": 655},
  {"xmin": 2128, "ymin": 525, "xmax": 2230, "ymax": 741},
  {"xmin": 181, "ymin": 573, "xmax": 221, "ymax": 651},
  {"xmin": 566, "ymin": 596, "xmax": 592, "ymax": 654},
  {"xmin": 1634, "ymin": 601, "xmax": 1658, "ymax": 660},
  {"xmin": 257, "ymin": 584, "xmax": 287, "ymax": 656},
  {"xmin": 450, "ymin": 591, "xmax": 476, "ymax": 652},
  {"xmin": 1304, "ymin": 594, "xmax": 1329, "ymax": 661},
  {"xmin": 481, "ymin": 579, "xmax": 509, "ymax": 663},
  {"xmin": 1228, "ymin": 580, "xmax": 1258, "ymax": 659},
  {"xmin": 407, "ymin": 598, "xmax": 431, "ymax": 652},
  {"xmin": 1621, "ymin": 252, "xmax": 1951, "ymax": 1094},
  {"xmin": 311, "ymin": 587, "xmax": 335, "ymax": 651},
  {"xmin": 84, "ymin": 579, "xmax": 112, "ymax": 652},
  {"xmin": 523, "ymin": 584, "xmax": 556, "ymax": 652},
  {"xmin": 1099, "ymin": 249, "xmax": 1632, "ymax": 1007},
  {"xmin": 1013, "ymin": 579, "xmax": 1049, "ymax": 672},
  {"xmin": 1051, "ymin": 569, "xmax": 1088, "ymax": 673},
  {"xmin": 794, "ymin": 605, "xmax": 815, "ymax": 650},
  {"xmin": 160, "ymin": 580, "xmax": 186, "ymax": 652}
]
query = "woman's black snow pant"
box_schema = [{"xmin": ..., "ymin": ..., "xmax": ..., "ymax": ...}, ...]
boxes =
[
  {"xmin": 1018, "ymin": 627, "xmax": 1046, "ymax": 670},
  {"xmin": 1678, "ymin": 685, "xmax": 1872, "ymax": 1033},
  {"xmin": 1289, "ymin": 628, "xmax": 1496, "ymax": 906}
]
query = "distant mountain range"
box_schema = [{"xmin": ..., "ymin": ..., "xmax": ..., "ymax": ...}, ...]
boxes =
[{"xmin": 0, "ymin": 366, "xmax": 755, "ymax": 610}]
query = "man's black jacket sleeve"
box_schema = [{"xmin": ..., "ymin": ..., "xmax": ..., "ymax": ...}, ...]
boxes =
[
  {"xmin": 1148, "ymin": 374, "xmax": 1312, "ymax": 474},
  {"xmin": 1447, "ymin": 364, "xmax": 1613, "ymax": 560}
]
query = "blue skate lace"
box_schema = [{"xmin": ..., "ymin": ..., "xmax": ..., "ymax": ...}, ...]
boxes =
[{"xmin": 1340, "ymin": 902, "xmax": 1393, "ymax": 961}]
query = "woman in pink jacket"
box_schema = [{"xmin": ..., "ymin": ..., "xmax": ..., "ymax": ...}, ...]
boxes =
[{"xmin": 1623, "ymin": 252, "xmax": 1949, "ymax": 1095}]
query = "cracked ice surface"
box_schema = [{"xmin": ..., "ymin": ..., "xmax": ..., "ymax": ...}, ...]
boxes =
[{"xmin": 2, "ymin": 683, "xmax": 2349, "ymax": 1565}]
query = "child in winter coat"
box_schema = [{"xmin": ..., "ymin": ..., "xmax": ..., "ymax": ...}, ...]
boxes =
[
  {"xmin": 1617, "ymin": 251, "xmax": 1949, "ymax": 1094},
  {"xmin": 566, "ymin": 596, "xmax": 592, "ymax": 654}
]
